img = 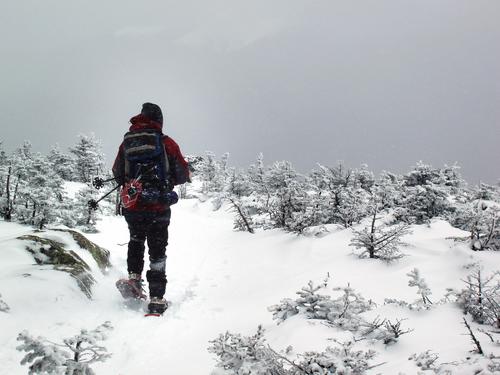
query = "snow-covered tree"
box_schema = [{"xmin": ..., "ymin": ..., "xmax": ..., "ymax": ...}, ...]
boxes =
[
  {"xmin": 352, "ymin": 164, "xmax": 375, "ymax": 192},
  {"xmin": 48, "ymin": 144, "xmax": 75, "ymax": 181},
  {"xmin": 397, "ymin": 182, "xmax": 451, "ymax": 224},
  {"xmin": 268, "ymin": 279, "xmax": 374, "ymax": 332},
  {"xmin": 474, "ymin": 183, "xmax": 500, "ymax": 202},
  {"xmin": 17, "ymin": 321, "xmax": 113, "ymax": 375},
  {"xmin": 396, "ymin": 162, "xmax": 456, "ymax": 224},
  {"xmin": 208, "ymin": 326, "xmax": 284, "ymax": 375},
  {"xmin": 373, "ymin": 171, "xmax": 403, "ymax": 209},
  {"xmin": 350, "ymin": 198, "xmax": 411, "ymax": 260},
  {"xmin": 246, "ymin": 153, "xmax": 271, "ymax": 212},
  {"xmin": 410, "ymin": 350, "xmax": 500, "ymax": 374},
  {"xmin": 266, "ymin": 161, "xmax": 306, "ymax": 231},
  {"xmin": 307, "ymin": 163, "xmax": 370, "ymax": 228},
  {"xmin": 71, "ymin": 185, "xmax": 100, "ymax": 233},
  {"xmin": 194, "ymin": 151, "xmax": 229, "ymax": 194},
  {"xmin": 407, "ymin": 268, "xmax": 433, "ymax": 306},
  {"xmin": 452, "ymin": 200, "xmax": 500, "ymax": 251},
  {"xmin": 228, "ymin": 196, "xmax": 255, "ymax": 234},
  {"xmin": 17, "ymin": 152, "xmax": 65, "ymax": 229},
  {"xmin": 455, "ymin": 269, "xmax": 500, "ymax": 328},
  {"xmin": 69, "ymin": 134, "xmax": 104, "ymax": 183},
  {"xmin": 292, "ymin": 341, "xmax": 377, "ymax": 374},
  {"xmin": 208, "ymin": 328, "xmax": 378, "ymax": 375}
]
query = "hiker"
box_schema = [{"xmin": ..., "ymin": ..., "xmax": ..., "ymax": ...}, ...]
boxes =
[{"xmin": 112, "ymin": 103, "xmax": 190, "ymax": 314}]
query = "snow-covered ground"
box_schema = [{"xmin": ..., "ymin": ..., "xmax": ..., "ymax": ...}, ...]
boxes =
[{"xmin": 0, "ymin": 197, "xmax": 498, "ymax": 374}]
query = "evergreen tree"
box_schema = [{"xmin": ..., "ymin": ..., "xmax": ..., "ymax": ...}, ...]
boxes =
[
  {"xmin": 350, "ymin": 196, "xmax": 411, "ymax": 260},
  {"xmin": 48, "ymin": 144, "xmax": 75, "ymax": 181},
  {"xmin": 17, "ymin": 322, "xmax": 113, "ymax": 375},
  {"xmin": 196, "ymin": 152, "xmax": 229, "ymax": 194},
  {"xmin": 246, "ymin": 153, "xmax": 271, "ymax": 213},
  {"xmin": 455, "ymin": 269, "xmax": 500, "ymax": 328},
  {"xmin": 69, "ymin": 134, "xmax": 104, "ymax": 183},
  {"xmin": 407, "ymin": 268, "xmax": 433, "ymax": 305},
  {"xmin": 266, "ymin": 161, "xmax": 306, "ymax": 231},
  {"xmin": 452, "ymin": 200, "xmax": 500, "ymax": 251}
]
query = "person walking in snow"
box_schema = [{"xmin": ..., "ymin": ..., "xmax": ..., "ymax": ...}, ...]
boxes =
[{"xmin": 112, "ymin": 103, "xmax": 190, "ymax": 315}]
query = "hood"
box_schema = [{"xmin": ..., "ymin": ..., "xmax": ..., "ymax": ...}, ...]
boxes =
[{"xmin": 129, "ymin": 114, "xmax": 163, "ymax": 132}]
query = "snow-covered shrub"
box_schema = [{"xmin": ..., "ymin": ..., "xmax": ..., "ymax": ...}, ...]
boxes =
[
  {"xmin": 308, "ymin": 163, "xmax": 370, "ymax": 228},
  {"xmin": 350, "ymin": 203, "xmax": 411, "ymax": 261},
  {"xmin": 195, "ymin": 152, "xmax": 230, "ymax": 194},
  {"xmin": 17, "ymin": 321, "xmax": 113, "ymax": 375},
  {"xmin": 0, "ymin": 292, "xmax": 9, "ymax": 312},
  {"xmin": 409, "ymin": 350, "xmax": 439, "ymax": 371},
  {"xmin": 268, "ymin": 279, "xmax": 375, "ymax": 333},
  {"xmin": 266, "ymin": 161, "xmax": 307, "ymax": 231},
  {"xmin": 228, "ymin": 196, "xmax": 255, "ymax": 234},
  {"xmin": 407, "ymin": 268, "xmax": 433, "ymax": 306},
  {"xmin": 208, "ymin": 325, "xmax": 285, "ymax": 375},
  {"xmin": 292, "ymin": 340, "xmax": 377, "ymax": 375},
  {"xmin": 453, "ymin": 269, "xmax": 500, "ymax": 328},
  {"xmin": 396, "ymin": 183, "xmax": 452, "ymax": 224},
  {"xmin": 356, "ymin": 316, "xmax": 413, "ymax": 344},
  {"xmin": 48, "ymin": 144, "xmax": 75, "ymax": 181},
  {"xmin": 384, "ymin": 268, "xmax": 434, "ymax": 311},
  {"xmin": 268, "ymin": 280, "xmax": 329, "ymax": 324},
  {"xmin": 452, "ymin": 200, "xmax": 500, "ymax": 251},
  {"xmin": 394, "ymin": 162, "xmax": 457, "ymax": 224},
  {"xmin": 410, "ymin": 351, "xmax": 500, "ymax": 374},
  {"xmin": 208, "ymin": 328, "xmax": 378, "ymax": 375}
]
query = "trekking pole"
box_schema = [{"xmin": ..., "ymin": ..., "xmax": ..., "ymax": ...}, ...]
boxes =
[
  {"xmin": 88, "ymin": 184, "xmax": 121, "ymax": 210},
  {"xmin": 93, "ymin": 176, "xmax": 120, "ymax": 190}
]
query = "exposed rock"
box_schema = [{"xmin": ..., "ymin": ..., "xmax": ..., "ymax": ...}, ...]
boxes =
[
  {"xmin": 17, "ymin": 235, "xmax": 95, "ymax": 299},
  {"xmin": 53, "ymin": 229, "xmax": 111, "ymax": 271}
]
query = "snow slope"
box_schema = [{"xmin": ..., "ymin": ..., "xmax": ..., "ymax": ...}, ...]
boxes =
[{"xmin": 0, "ymin": 198, "xmax": 498, "ymax": 374}]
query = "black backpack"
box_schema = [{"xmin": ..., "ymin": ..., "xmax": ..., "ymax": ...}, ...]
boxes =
[{"xmin": 122, "ymin": 129, "xmax": 171, "ymax": 203}]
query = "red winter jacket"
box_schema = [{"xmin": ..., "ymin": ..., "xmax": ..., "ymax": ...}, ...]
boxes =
[{"xmin": 112, "ymin": 114, "xmax": 190, "ymax": 212}]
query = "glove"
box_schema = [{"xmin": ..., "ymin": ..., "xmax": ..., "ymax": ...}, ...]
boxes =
[{"xmin": 165, "ymin": 191, "xmax": 178, "ymax": 206}]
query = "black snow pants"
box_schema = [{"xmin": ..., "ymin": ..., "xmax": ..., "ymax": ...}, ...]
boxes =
[{"xmin": 124, "ymin": 211, "xmax": 170, "ymax": 298}]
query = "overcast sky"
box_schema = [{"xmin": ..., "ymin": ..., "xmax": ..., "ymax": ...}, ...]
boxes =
[{"xmin": 1, "ymin": 0, "xmax": 499, "ymax": 183}]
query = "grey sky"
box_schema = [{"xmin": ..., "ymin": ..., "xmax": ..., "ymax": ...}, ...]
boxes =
[{"xmin": 1, "ymin": 0, "xmax": 499, "ymax": 183}]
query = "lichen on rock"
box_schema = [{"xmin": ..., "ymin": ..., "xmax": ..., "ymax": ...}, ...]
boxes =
[
  {"xmin": 53, "ymin": 229, "xmax": 111, "ymax": 272},
  {"xmin": 17, "ymin": 235, "xmax": 95, "ymax": 299}
]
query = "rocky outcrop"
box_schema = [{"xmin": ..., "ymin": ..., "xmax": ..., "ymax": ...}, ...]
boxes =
[
  {"xmin": 17, "ymin": 233, "xmax": 103, "ymax": 299},
  {"xmin": 53, "ymin": 229, "xmax": 111, "ymax": 271}
]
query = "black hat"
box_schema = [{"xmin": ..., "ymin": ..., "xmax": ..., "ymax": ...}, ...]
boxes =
[{"xmin": 141, "ymin": 102, "xmax": 163, "ymax": 124}]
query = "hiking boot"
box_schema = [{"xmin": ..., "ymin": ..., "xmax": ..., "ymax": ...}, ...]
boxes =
[
  {"xmin": 116, "ymin": 273, "xmax": 146, "ymax": 300},
  {"xmin": 147, "ymin": 297, "xmax": 168, "ymax": 315}
]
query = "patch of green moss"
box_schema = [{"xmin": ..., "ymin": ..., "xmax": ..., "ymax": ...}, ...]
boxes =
[{"xmin": 17, "ymin": 235, "xmax": 95, "ymax": 299}]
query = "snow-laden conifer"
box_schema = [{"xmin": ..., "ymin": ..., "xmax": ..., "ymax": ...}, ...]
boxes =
[
  {"xmin": 268, "ymin": 279, "xmax": 375, "ymax": 333},
  {"xmin": 208, "ymin": 325, "xmax": 285, "ymax": 375},
  {"xmin": 293, "ymin": 340, "xmax": 377, "ymax": 374},
  {"xmin": 17, "ymin": 321, "xmax": 112, "ymax": 375},
  {"xmin": 350, "ymin": 195, "xmax": 411, "ymax": 260},
  {"xmin": 454, "ymin": 269, "xmax": 500, "ymax": 328},
  {"xmin": 48, "ymin": 144, "xmax": 75, "ymax": 181},
  {"xmin": 69, "ymin": 134, "xmax": 104, "ymax": 184},
  {"xmin": 407, "ymin": 268, "xmax": 433, "ymax": 305},
  {"xmin": 453, "ymin": 200, "xmax": 500, "ymax": 251}
]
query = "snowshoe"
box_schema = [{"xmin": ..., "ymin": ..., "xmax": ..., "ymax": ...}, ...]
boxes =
[
  {"xmin": 116, "ymin": 275, "xmax": 146, "ymax": 300},
  {"xmin": 145, "ymin": 297, "xmax": 168, "ymax": 317}
]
